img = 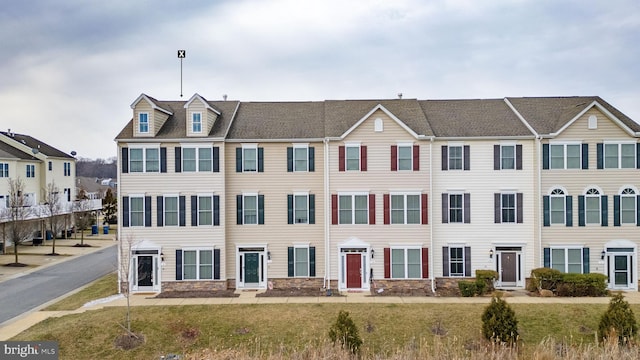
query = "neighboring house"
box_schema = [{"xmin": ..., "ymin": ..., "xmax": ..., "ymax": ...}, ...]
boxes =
[
  {"xmin": 116, "ymin": 94, "xmax": 640, "ymax": 294},
  {"xmin": 0, "ymin": 131, "xmax": 100, "ymax": 249},
  {"xmin": 77, "ymin": 177, "xmax": 116, "ymax": 200}
]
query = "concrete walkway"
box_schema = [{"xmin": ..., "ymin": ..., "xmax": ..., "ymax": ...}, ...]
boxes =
[{"xmin": 2, "ymin": 232, "xmax": 640, "ymax": 341}]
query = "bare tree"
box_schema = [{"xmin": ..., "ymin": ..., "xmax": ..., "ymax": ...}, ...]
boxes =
[
  {"xmin": 43, "ymin": 181, "xmax": 64, "ymax": 255},
  {"xmin": 5, "ymin": 178, "xmax": 35, "ymax": 266},
  {"xmin": 73, "ymin": 189, "xmax": 93, "ymax": 247}
]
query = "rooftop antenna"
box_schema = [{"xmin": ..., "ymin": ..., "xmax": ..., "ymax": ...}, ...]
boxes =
[
  {"xmin": 397, "ymin": 93, "xmax": 403, "ymax": 99},
  {"xmin": 177, "ymin": 50, "xmax": 186, "ymax": 97}
]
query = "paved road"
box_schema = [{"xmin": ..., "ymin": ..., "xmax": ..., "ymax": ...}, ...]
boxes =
[{"xmin": 0, "ymin": 245, "xmax": 117, "ymax": 324}]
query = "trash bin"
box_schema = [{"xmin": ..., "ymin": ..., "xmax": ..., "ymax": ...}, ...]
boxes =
[
  {"xmin": 91, "ymin": 225, "xmax": 98, "ymax": 235},
  {"xmin": 103, "ymin": 225, "xmax": 109, "ymax": 234},
  {"xmin": 46, "ymin": 230, "xmax": 53, "ymax": 240}
]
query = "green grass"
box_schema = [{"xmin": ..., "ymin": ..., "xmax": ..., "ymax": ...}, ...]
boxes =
[
  {"xmin": 13, "ymin": 301, "xmax": 640, "ymax": 359},
  {"xmin": 42, "ymin": 272, "xmax": 118, "ymax": 311}
]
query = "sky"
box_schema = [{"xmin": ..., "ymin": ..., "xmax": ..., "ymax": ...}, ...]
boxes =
[{"xmin": 1, "ymin": 0, "xmax": 639, "ymax": 159}]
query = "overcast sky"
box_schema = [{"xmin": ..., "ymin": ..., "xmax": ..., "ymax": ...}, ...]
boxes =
[{"xmin": 1, "ymin": 0, "xmax": 639, "ymax": 159}]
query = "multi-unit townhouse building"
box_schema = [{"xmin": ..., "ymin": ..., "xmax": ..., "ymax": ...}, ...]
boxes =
[
  {"xmin": 116, "ymin": 94, "xmax": 640, "ymax": 294},
  {"xmin": 0, "ymin": 130, "xmax": 80, "ymax": 251}
]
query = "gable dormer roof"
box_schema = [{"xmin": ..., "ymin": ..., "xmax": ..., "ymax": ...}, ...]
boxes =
[
  {"xmin": 183, "ymin": 93, "xmax": 221, "ymax": 115},
  {"xmin": 130, "ymin": 93, "xmax": 173, "ymax": 116}
]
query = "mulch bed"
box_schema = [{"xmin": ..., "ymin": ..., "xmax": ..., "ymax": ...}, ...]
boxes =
[
  {"xmin": 256, "ymin": 288, "xmax": 335, "ymax": 297},
  {"xmin": 155, "ymin": 290, "xmax": 239, "ymax": 298},
  {"xmin": 370, "ymin": 287, "xmax": 436, "ymax": 297}
]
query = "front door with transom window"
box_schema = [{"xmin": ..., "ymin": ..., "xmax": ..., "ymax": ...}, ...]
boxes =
[
  {"xmin": 604, "ymin": 240, "xmax": 637, "ymax": 291},
  {"xmin": 244, "ymin": 253, "xmax": 259, "ymax": 284},
  {"xmin": 346, "ymin": 254, "xmax": 362, "ymax": 288},
  {"xmin": 237, "ymin": 246, "xmax": 267, "ymax": 289},
  {"xmin": 137, "ymin": 256, "xmax": 153, "ymax": 287},
  {"xmin": 500, "ymin": 252, "xmax": 517, "ymax": 285}
]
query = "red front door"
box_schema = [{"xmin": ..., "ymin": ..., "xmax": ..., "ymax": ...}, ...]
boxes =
[{"xmin": 346, "ymin": 254, "xmax": 362, "ymax": 288}]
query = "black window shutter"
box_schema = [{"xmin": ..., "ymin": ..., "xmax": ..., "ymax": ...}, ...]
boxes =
[
  {"xmin": 213, "ymin": 195, "xmax": 220, "ymax": 226},
  {"xmin": 144, "ymin": 196, "xmax": 151, "ymax": 227},
  {"xmin": 441, "ymin": 146, "xmax": 448, "ymax": 170},
  {"xmin": 236, "ymin": 195, "xmax": 243, "ymax": 225},
  {"xmin": 175, "ymin": 250, "xmax": 182, "ymax": 280},
  {"xmin": 287, "ymin": 195, "xmax": 294, "ymax": 224},
  {"xmin": 542, "ymin": 144, "xmax": 549, "ymax": 170},
  {"xmin": 309, "ymin": 194, "xmax": 315, "ymax": 224},
  {"xmin": 463, "ymin": 145, "xmax": 470, "ymax": 170},
  {"xmin": 583, "ymin": 248, "xmax": 590, "ymax": 273},
  {"xmin": 517, "ymin": 193, "xmax": 523, "ymax": 224},
  {"xmin": 160, "ymin": 147, "xmax": 167, "ymax": 173},
  {"xmin": 493, "ymin": 145, "xmax": 500, "ymax": 170},
  {"xmin": 309, "ymin": 247, "xmax": 316, "ymax": 277},
  {"xmin": 441, "ymin": 193, "xmax": 449, "ymax": 223},
  {"xmin": 288, "ymin": 247, "xmax": 294, "ymax": 277},
  {"xmin": 121, "ymin": 147, "xmax": 129, "ymax": 173},
  {"xmin": 122, "ymin": 196, "xmax": 130, "ymax": 227},
  {"xmin": 213, "ymin": 249, "xmax": 220, "ymax": 280},
  {"xmin": 601, "ymin": 196, "xmax": 608, "ymax": 227},
  {"xmin": 597, "ymin": 143, "xmax": 603, "ymax": 169},
  {"xmin": 212, "ymin": 146, "xmax": 220, "ymax": 172},
  {"xmin": 308, "ymin": 147, "xmax": 315, "ymax": 172},
  {"xmin": 175, "ymin": 147, "xmax": 182, "ymax": 173},
  {"xmin": 463, "ymin": 193, "xmax": 471, "ymax": 223},
  {"xmin": 157, "ymin": 196, "xmax": 164, "ymax": 227},
  {"xmin": 581, "ymin": 144, "xmax": 588, "ymax": 169},
  {"xmin": 543, "ymin": 248, "xmax": 550, "ymax": 268},
  {"xmin": 191, "ymin": 195, "xmax": 198, "ymax": 226},
  {"xmin": 543, "ymin": 196, "xmax": 550, "ymax": 226},
  {"xmin": 494, "ymin": 193, "xmax": 501, "ymax": 223},
  {"xmin": 566, "ymin": 196, "xmax": 573, "ymax": 227},
  {"xmin": 258, "ymin": 147, "xmax": 264, "ymax": 172},
  {"xmin": 613, "ymin": 195, "xmax": 621, "ymax": 226},
  {"xmin": 179, "ymin": 196, "xmax": 186, "ymax": 227},
  {"xmin": 236, "ymin": 148, "xmax": 242, "ymax": 172},
  {"xmin": 442, "ymin": 247, "xmax": 450, "ymax": 276},
  {"xmin": 516, "ymin": 144, "xmax": 523, "ymax": 170},
  {"xmin": 287, "ymin": 147, "xmax": 293, "ymax": 172},
  {"xmin": 258, "ymin": 194, "xmax": 265, "ymax": 224},
  {"xmin": 578, "ymin": 195, "xmax": 585, "ymax": 226},
  {"xmin": 464, "ymin": 246, "xmax": 471, "ymax": 276}
]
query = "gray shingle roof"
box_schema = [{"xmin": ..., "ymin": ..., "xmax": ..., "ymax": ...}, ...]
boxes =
[
  {"xmin": 226, "ymin": 102, "xmax": 325, "ymax": 140},
  {"xmin": 0, "ymin": 132, "xmax": 73, "ymax": 159},
  {"xmin": 419, "ymin": 99, "xmax": 533, "ymax": 137},
  {"xmin": 0, "ymin": 140, "xmax": 36, "ymax": 160}
]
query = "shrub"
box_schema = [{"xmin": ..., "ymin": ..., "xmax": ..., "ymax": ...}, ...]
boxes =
[
  {"xmin": 476, "ymin": 270, "xmax": 498, "ymax": 294},
  {"xmin": 328, "ymin": 310, "xmax": 362, "ymax": 354},
  {"xmin": 598, "ymin": 293, "xmax": 638, "ymax": 344},
  {"xmin": 556, "ymin": 273, "xmax": 608, "ymax": 297},
  {"xmin": 481, "ymin": 295, "xmax": 519, "ymax": 344},
  {"xmin": 529, "ymin": 267, "xmax": 562, "ymax": 292},
  {"xmin": 458, "ymin": 281, "xmax": 477, "ymax": 297}
]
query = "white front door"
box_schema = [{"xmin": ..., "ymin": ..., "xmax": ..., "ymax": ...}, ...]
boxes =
[
  {"xmin": 237, "ymin": 247, "xmax": 267, "ymax": 289},
  {"xmin": 608, "ymin": 252, "xmax": 634, "ymax": 290},
  {"xmin": 131, "ymin": 253, "xmax": 160, "ymax": 292}
]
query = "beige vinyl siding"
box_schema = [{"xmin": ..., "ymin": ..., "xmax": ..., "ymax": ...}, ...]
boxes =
[
  {"xmin": 431, "ymin": 139, "xmax": 537, "ymax": 279},
  {"xmin": 541, "ymin": 108, "xmax": 639, "ymax": 275},
  {"xmin": 206, "ymin": 110, "xmax": 217, "ymax": 135},
  {"xmin": 153, "ymin": 109, "xmax": 169, "ymax": 136},
  {"xmin": 225, "ymin": 142, "xmax": 325, "ymax": 280},
  {"xmin": 327, "ymin": 110, "xmax": 431, "ymax": 281},
  {"xmin": 133, "ymin": 102, "xmax": 153, "ymax": 137}
]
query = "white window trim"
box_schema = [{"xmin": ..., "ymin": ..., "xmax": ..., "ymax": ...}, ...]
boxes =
[
  {"xmin": 197, "ymin": 193, "xmax": 215, "ymax": 226},
  {"xmin": 584, "ymin": 188, "xmax": 601, "ymax": 226},
  {"xmin": 191, "ymin": 112, "xmax": 203, "ymax": 133},
  {"xmin": 499, "ymin": 144, "xmax": 516, "ymax": 170},
  {"xmin": 447, "ymin": 192, "xmax": 465, "ymax": 224},
  {"xmin": 549, "ymin": 188, "xmax": 567, "ymax": 225},
  {"xmin": 292, "ymin": 245, "xmax": 311, "ymax": 278},
  {"xmin": 396, "ymin": 142, "xmax": 414, "ymax": 171},
  {"xmin": 500, "ymin": 192, "xmax": 517, "ymax": 223},
  {"xmin": 241, "ymin": 144, "xmax": 258, "ymax": 173},
  {"xmin": 181, "ymin": 247, "xmax": 214, "ymax": 281},
  {"xmin": 448, "ymin": 245, "xmax": 466, "ymax": 277},
  {"xmin": 549, "ymin": 142, "xmax": 582, "ymax": 170},
  {"xmin": 242, "ymin": 192, "xmax": 259, "ymax": 225},
  {"xmin": 603, "ymin": 142, "xmax": 637, "ymax": 169},
  {"xmin": 138, "ymin": 112, "xmax": 149, "ymax": 133},
  {"xmin": 129, "ymin": 147, "xmax": 161, "ymax": 173},
  {"xmin": 129, "ymin": 195, "xmax": 145, "ymax": 227},
  {"xmin": 292, "ymin": 144, "xmax": 309, "ymax": 172},
  {"xmin": 163, "ymin": 194, "xmax": 179, "ymax": 227},
  {"xmin": 390, "ymin": 246, "xmax": 422, "ymax": 279},
  {"xmin": 337, "ymin": 192, "xmax": 369, "ymax": 225},
  {"xmin": 293, "ymin": 192, "xmax": 310, "ymax": 224},
  {"xmin": 181, "ymin": 146, "xmax": 213, "ymax": 172},
  {"xmin": 550, "ymin": 246, "xmax": 584, "ymax": 274},
  {"xmin": 0, "ymin": 163, "xmax": 8, "ymax": 177},
  {"xmin": 344, "ymin": 143, "xmax": 361, "ymax": 171},
  {"xmin": 389, "ymin": 192, "xmax": 421, "ymax": 224}
]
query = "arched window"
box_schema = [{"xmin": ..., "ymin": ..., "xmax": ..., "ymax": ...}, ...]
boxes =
[
  {"xmin": 620, "ymin": 188, "xmax": 637, "ymax": 225},
  {"xmin": 585, "ymin": 188, "xmax": 601, "ymax": 225},
  {"xmin": 550, "ymin": 188, "xmax": 566, "ymax": 225}
]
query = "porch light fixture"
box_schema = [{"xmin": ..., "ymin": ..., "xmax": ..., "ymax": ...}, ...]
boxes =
[
  {"xmin": 161, "ymin": 252, "xmax": 165, "ymax": 268},
  {"xmin": 489, "ymin": 249, "xmax": 494, "ymax": 259},
  {"xmin": 371, "ymin": 249, "xmax": 375, "ymax": 259},
  {"xmin": 601, "ymin": 250, "xmax": 606, "ymax": 260},
  {"xmin": 267, "ymin": 251, "xmax": 271, "ymax": 261}
]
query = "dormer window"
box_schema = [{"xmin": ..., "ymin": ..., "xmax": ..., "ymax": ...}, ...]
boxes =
[
  {"xmin": 192, "ymin": 112, "xmax": 202, "ymax": 133},
  {"xmin": 138, "ymin": 113, "xmax": 149, "ymax": 133}
]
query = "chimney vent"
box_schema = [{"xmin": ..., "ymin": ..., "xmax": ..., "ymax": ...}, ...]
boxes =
[
  {"xmin": 397, "ymin": 93, "xmax": 403, "ymax": 99},
  {"xmin": 223, "ymin": 94, "xmax": 227, "ymax": 101}
]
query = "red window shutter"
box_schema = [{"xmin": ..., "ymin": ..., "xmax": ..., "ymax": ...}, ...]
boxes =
[
  {"xmin": 384, "ymin": 248, "xmax": 391, "ymax": 278},
  {"xmin": 413, "ymin": 145, "xmax": 420, "ymax": 171},
  {"xmin": 383, "ymin": 194, "xmax": 390, "ymax": 224},
  {"xmin": 391, "ymin": 145, "xmax": 398, "ymax": 171},
  {"xmin": 331, "ymin": 194, "xmax": 338, "ymax": 224},
  {"xmin": 369, "ymin": 193, "xmax": 375, "ymax": 224},
  {"xmin": 338, "ymin": 146, "xmax": 345, "ymax": 172},
  {"xmin": 422, "ymin": 248, "xmax": 429, "ymax": 278},
  {"xmin": 361, "ymin": 146, "xmax": 367, "ymax": 171},
  {"xmin": 421, "ymin": 193, "xmax": 428, "ymax": 225}
]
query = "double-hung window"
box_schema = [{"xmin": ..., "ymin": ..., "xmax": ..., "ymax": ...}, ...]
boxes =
[
  {"xmin": 544, "ymin": 188, "xmax": 572, "ymax": 226},
  {"xmin": 237, "ymin": 194, "xmax": 264, "ymax": 225},
  {"xmin": 550, "ymin": 144, "xmax": 581, "ymax": 169},
  {"xmin": 138, "ymin": 113, "xmax": 149, "ymax": 133},
  {"xmin": 183, "ymin": 249, "xmax": 213, "ymax": 280},
  {"xmin": 494, "ymin": 144, "xmax": 523, "ymax": 170},
  {"xmin": 442, "ymin": 193, "xmax": 470, "ymax": 224},
  {"xmin": 442, "ymin": 145, "xmax": 469, "ymax": 170},
  {"xmin": 63, "ymin": 162, "xmax": 71, "ymax": 176},
  {"xmin": 585, "ymin": 188, "xmax": 601, "ymax": 225},
  {"xmin": 0, "ymin": 163, "xmax": 8, "ymax": 177},
  {"xmin": 550, "ymin": 248, "xmax": 583, "ymax": 273},
  {"xmin": 182, "ymin": 147, "xmax": 212, "ymax": 172},
  {"xmin": 198, "ymin": 196, "xmax": 213, "ymax": 226},
  {"xmin": 449, "ymin": 247, "xmax": 465, "ymax": 277},
  {"xmin": 495, "ymin": 193, "xmax": 523, "ymax": 223},
  {"xmin": 243, "ymin": 147, "xmax": 257, "ymax": 172},
  {"xmin": 619, "ymin": 188, "xmax": 637, "ymax": 225},
  {"xmin": 287, "ymin": 246, "xmax": 316, "ymax": 277},
  {"xmin": 345, "ymin": 145, "xmax": 360, "ymax": 171},
  {"xmin": 338, "ymin": 144, "xmax": 367, "ymax": 171},
  {"xmin": 603, "ymin": 143, "xmax": 636, "ymax": 169},
  {"xmin": 294, "ymin": 146, "xmax": 308, "ymax": 171},
  {"xmin": 26, "ymin": 164, "xmax": 35, "ymax": 178},
  {"xmin": 163, "ymin": 196, "xmax": 179, "ymax": 226},
  {"xmin": 501, "ymin": 194, "xmax": 515, "ymax": 223},
  {"xmin": 192, "ymin": 112, "xmax": 202, "ymax": 133},
  {"xmin": 338, "ymin": 194, "xmax": 369, "ymax": 224},
  {"xmin": 391, "ymin": 248, "xmax": 421, "ymax": 278},
  {"xmin": 129, "ymin": 197, "xmax": 145, "ymax": 227},
  {"xmin": 397, "ymin": 145, "xmax": 413, "ymax": 170},
  {"xmin": 129, "ymin": 148, "xmax": 159, "ymax": 173},
  {"xmin": 391, "ymin": 194, "xmax": 420, "ymax": 224}
]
